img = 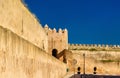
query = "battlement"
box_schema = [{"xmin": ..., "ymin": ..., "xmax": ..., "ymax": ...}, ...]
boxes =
[
  {"xmin": 44, "ymin": 24, "xmax": 68, "ymax": 34},
  {"xmin": 68, "ymin": 44, "xmax": 120, "ymax": 51},
  {"xmin": 44, "ymin": 24, "xmax": 68, "ymax": 53}
]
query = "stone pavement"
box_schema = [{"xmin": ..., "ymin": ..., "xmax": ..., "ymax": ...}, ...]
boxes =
[{"xmin": 64, "ymin": 73, "xmax": 120, "ymax": 78}]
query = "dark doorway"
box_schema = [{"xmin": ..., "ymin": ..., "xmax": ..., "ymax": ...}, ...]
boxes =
[{"xmin": 52, "ymin": 49, "xmax": 58, "ymax": 58}]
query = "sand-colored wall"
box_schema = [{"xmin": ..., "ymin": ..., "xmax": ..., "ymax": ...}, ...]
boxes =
[
  {"xmin": 69, "ymin": 50, "xmax": 120, "ymax": 75},
  {"xmin": 69, "ymin": 44, "xmax": 120, "ymax": 51},
  {"xmin": 0, "ymin": 0, "xmax": 48, "ymax": 52},
  {"xmin": 44, "ymin": 25, "xmax": 68, "ymax": 54},
  {"xmin": 0, "ymin": 26, "xmax": 67, "ymax": 78}
]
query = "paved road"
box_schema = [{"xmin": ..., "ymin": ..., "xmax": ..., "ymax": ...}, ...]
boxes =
[{"xmin": 69, "ymin": 74, "xmax": 120, "ymax": 78}]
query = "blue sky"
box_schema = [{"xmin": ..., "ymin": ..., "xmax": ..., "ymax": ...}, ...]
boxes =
[{"xmin": 24, "ymin": 0, "xmax": 120, "ymax": 45}]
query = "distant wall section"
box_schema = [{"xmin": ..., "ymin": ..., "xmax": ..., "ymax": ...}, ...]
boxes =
[{"xmin": 69, "ymin": 44, "xmax": 120, "ymax": 51}]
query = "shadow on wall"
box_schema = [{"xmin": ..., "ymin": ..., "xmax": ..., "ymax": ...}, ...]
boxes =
[
  {"xmin": 52, "ymin": 49, "xmax": 70, "ymax": 64},
  {"xmin": 52, "ymin": 49, "xmax": 58, "ymax": 58}
]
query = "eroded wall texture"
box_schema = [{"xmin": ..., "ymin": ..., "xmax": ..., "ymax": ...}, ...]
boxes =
[
  {"xmin": 0, "ymin": 26, "xmax": 66, "ymax": 78},
  {"xmin": 44, "ymin": 25, "xmax": 68, "ymax": 54},
  {"xmin": 0, "ymin": 0, "xmax": 48, "ymax": 52},
  {"xmin": 0, "ymin": 0, "xmax": 67, "ymax": 78}
]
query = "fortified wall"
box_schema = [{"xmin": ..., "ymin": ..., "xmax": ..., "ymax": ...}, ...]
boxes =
[
  {"xmin": 0, "ymin": 0, "xmax": 48, "ymax": 52},
  {"xmin": 44, "ymin": 24, "xmax": 68, "ymax": 54},
  {"xmin": 0, "ymin": 0, "xmax": 67, "ymax": 78},
  {"xmin": 0, "ymin": 25, "xmax": 66, "ymax": 78},
  {"xmin": 1, "ymin": 0, "xmax": 120, "ymax": 76},
  {"xmin": 68, "ymin": 44, "xmax": 120, "ymax": 74},
  {"xmin": 69, "ymin": 44, "xmax": 120, "ymax": 51}
]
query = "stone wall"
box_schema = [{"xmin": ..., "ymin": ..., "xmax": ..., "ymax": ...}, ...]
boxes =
[
  {"xmin": 0, "ymin": 26, "xmax": 67, "ymax": 78},
  {"xmin": 69, "ymin": 50, "xmax": 120, "ymax": 74},
  {"xmin": 0, "ymin": 0, "xmax": 48, "ymax": 52},
  {"xmin": 69, "ymin": 44, "xmax": 120, "ymax": 51},
  {"xmin": 44, "ymin": 24, "xmax": 68, "ymax": 54}
]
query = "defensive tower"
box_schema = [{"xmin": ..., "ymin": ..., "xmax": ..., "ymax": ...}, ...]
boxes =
[{"xmin": 44, "ymin": 24, "xmax": 68, "ymax": 54}]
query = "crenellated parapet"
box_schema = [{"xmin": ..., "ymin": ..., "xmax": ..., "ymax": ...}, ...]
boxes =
[
  {"xmin": 44, "ymin": 24, "xmax": 68, "ymax": 35},
  {"xmin": 44, "ymin": 24, "xmax": 68, "ymax": 54},
  {"xmin": 68, "ymin": 44, "xmax": 120, "ymax": 51}
]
